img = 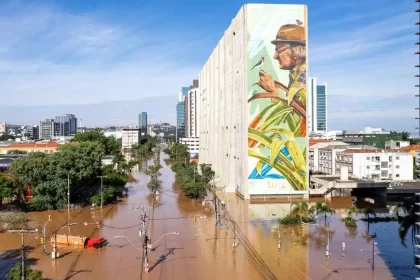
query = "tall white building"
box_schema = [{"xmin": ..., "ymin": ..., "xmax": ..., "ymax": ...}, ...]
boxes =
[
  {"xmin": 308, "ymin": 77, "xmax": 327, "ymax": 132},
  {"xmin": 308, "ymin": 77, "xmax": 317, "ymax": 133},
  {"xmin": 122, "ymin": 128, "xmax": 140, "ymax": 150},
  {"xmin": 185, "ymin": 81, "xmax": 200, "ymax": 138}
]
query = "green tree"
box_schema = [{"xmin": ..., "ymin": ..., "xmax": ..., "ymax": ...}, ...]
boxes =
[
  {"xmin": 291, "ymin": 201, "xmax": 314, "ymax": 218},
  {"xmin": 346, "ymin": 205, "xmax": 359, "ymax": 219},
  {"xmin": 0, "ymin": 172, "xmax": 14, "ymax": 206},
  {"xmin": 7, "ymin": 262, "xmax": 43, "ymax": 280},
  {"xmin": 314, "ymin": 201, "xmax": 335, "ymax": 226},
  {"xmin": 7, "ymin": 150, "xmax": 27, "ymax": 154},
  {"xmin": 0, "ymin": 134, "xmax": 15, "ymax": 141},
  {"xmin": 72, "ymin": 129, "xmax": 121, "ymax": 155}
]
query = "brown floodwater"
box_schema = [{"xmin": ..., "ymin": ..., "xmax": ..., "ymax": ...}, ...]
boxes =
[{"xmin": 0, "ymin": 152, "xmax": 406, "ymax": 279}]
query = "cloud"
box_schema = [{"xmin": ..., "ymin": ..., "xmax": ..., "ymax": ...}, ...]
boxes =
[{"xmin": 0, "ymin": 1, "xmax": 205, "ymax": 110}]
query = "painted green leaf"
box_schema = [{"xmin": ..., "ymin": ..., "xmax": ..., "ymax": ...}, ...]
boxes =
[
  {"xmin": 248, "ymin": 128, "xmax": 272, "ymax": 147},
  {"xmin": 256, "ymin": 160, "xmax": 263, "ymax": 175},
  {"xmin": 303, "ymin": 146, "xmax": 307, "ymax": 159},
  {"xmin": 248, "ymin": 149, "xmax": 303, "ymax": 191},
  {"xmin": 259, "ymin": 108, "xmax": 293, "ymax": 131},
  {"xmin": 270, "ymin": 138, "xmax": 286, "ymax": 165},
  {"xmin": 294, "ymin": 119, "xmax": 302, "ymax": 137},
  {"xmin": 262, "ymin": 127, "xmax": 294, "ymax": 139},
  {"xmin": 286, "ymin": 112, "xmax": 297, "ymax": 132},
  {"xmin": 262, "ymin": 102, "xmax": 288, "ymax": 121}
]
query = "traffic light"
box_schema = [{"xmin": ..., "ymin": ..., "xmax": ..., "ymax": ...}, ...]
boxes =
[{"xmin": 40, "ymin": 237, "xmax": 44, "ymax": 244}]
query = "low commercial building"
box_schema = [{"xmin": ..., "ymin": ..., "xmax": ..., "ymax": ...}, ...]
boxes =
[
  {"xmin": 317, "ymin": 145, "xmax": 379, "ymax": 175},
  {"xmin": 342, "ymin": 133, "xmax": 402, "ymax": 149},
  {"xmin": 385, "ymin": 140, "xmax": 410, "ymax": 149},
  {"xmin": 336, "ymin": 149, "xmax": 413, "ymax": 181},
  {"xmin": 0, "ymin": 142, "xmax": 63, "ymax": 154},
  {"xmin": 122, "ymin": 128, "xmax": 141, "ymax": 150},
  {"xmin": 309, "ymin": 141, "xmax": 348, "ymax": 173}
]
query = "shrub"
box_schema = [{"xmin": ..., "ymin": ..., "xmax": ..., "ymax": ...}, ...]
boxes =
[
  {"xmin": 342, "ymin": 217, "xmax": 357, "ymax": 227},
  {"xmin": 7, "ymin": 262, "xmax": 43, "ymax": 280},
  {"xmin": 0, "ymin": 212, "xmax": 28, "ymax": 230},
  {"xmin": 279, "ymin": 214, "xmax": 316, "ymax": 225}
]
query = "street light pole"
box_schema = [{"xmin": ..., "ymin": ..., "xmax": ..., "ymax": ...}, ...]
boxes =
[
  {"xmin": 43, "ymin": 215, "xmax": 52, "ymax": 255},
  {"xmin": 372, "ymin": 242, "xmax": 378, "ymax": 270}
]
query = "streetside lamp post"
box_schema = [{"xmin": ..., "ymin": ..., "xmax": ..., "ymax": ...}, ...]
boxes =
[
  {"xmin": 43, "ymin": 215, "xmax": 52, "ymax": 255},
  {"xmin": 372, "ymin": 242, "xmax": 378, "ymax": 270}
]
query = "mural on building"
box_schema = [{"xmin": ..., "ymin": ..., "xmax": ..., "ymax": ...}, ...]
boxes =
[{"xmin": 247, "ymin": 5, "xmax": 307, "ymax": 193}]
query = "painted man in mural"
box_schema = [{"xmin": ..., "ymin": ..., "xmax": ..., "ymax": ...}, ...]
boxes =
[
  {"xmin": 258, "ymin": 22, "xmax": 306, "ymax": 107},
  {"xmin": 248, "ymin": 21, "xmax": 307, "ymax": 190}
]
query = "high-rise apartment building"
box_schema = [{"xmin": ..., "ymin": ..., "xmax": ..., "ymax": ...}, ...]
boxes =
[
  {"xmin": 54, "ymin": 114, "xmax": 78, "ymax": 136},
  {"xmin": 138, "ymin": 112, "xmax": 148, "ymax": 135},
  {"xmin": 176, "ymin": 87, "xmax": 189, "ymax": 140},
  {"xmin": 308, "ymin": 77, "xmax": 327, "ymax": 133},
  {"xmin": 316, "ymin": 84, "xmax": 327, "ymax": 131},
  {"xmin": 185, "ymin": 80, "xmax": 200, "ymax": 137},
  {"xmin": 39, "ymin": 119, "xmax": 54, "ymax": 139},
  {"xmin": 199, "ymin": 4, "xmax": 308, "ymax": 199}
]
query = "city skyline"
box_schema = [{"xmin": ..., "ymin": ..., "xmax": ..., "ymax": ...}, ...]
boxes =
[{"xmin": 0, "ymin": 0, "xmax": 416, "ymax": 133}]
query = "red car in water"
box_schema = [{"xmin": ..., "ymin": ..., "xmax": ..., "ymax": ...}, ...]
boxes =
[{"xmin": 86, "ymin": 238, "xmax": 107, "ymax": 249}]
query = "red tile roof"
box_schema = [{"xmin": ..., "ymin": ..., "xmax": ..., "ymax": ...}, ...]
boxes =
[
  {"xmin": 309, "ymin": 139, "xmax": 330, "ymax": 146},
  {"xmin": 2, "ymin": 142, "xmax": 62, "ymax": 149}
]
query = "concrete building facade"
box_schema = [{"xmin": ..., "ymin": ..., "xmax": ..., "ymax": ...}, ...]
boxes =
[
  {"xmin": 316, "ymin": 83, "xmax": 327, "ymax": 131},
  {"xmin": 39, "ymin": 119, "xmax": 54, "ymax": 140},
  {"xmin": 336, "ymin": 150, "xmax": 413, "ymax": 181},
  {"xmin": 308, "ymin": 77, "xmax": 317, "ymax": 134},
  {"xmin": 199, "ymin": 4, "xmax": 308, "ymax": 199},
  {"xmin": 122, "ymin": 128, "xmax": 141, "ymax": 150}
]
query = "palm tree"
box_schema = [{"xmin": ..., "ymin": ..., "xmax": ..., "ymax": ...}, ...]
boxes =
[
  {"xmin": 291, "ymin": 201, "xmax": 314, "ymax": 220},
  {"xmin": 363, "ymin": 207, "xmax": 376, "ymax": 234},
  {"xmin": 314, "ymin": 201, "xmax": 335, "ymax": 226},
  {"xmin": 394, "ymin": 196, "xmax": 420, "ymax": 247},
  {"xmin": 346, "ymin": 205, "xmax": 359, "ymax": 220}
]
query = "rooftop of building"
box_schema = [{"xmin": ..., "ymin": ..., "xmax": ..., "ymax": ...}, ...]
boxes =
[
  {"xmin": 0, "ymin": 141, "xmax": 65, "ymax": 149},
  {"xmin": 340, "ymin": 149, "xmax": 411, "ymax": 154}
]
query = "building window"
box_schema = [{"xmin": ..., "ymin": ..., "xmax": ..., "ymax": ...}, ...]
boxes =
[
  {"xmin": 396, "ymin": 174, "xmax": 400, "ymax": 178},
  {"xmin": 396, "ymin": 165, "xmax": 399, "ymax": 169},
  {"xmin": 366, "ymin": 166, "xmax": 370, "ymax": 169},
  {"xmin": 381, "ymin": 162, "xmax": 388, "ymax": 168},
  {"xmin": 396, "ymin": 156, "xmax": 399, "ymax": 160},
  {"xmin": 366, "ymin": 157, "xmax": 370, "ymax": 160},
  {"xmin": 381, "ymin": 170, "xmax": 388, "ymax": 177}
]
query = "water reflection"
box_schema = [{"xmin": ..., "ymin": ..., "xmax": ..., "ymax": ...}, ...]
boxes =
[{"xmin": 227, "ymin": 194, "xmax": 420, "ymax": 279}]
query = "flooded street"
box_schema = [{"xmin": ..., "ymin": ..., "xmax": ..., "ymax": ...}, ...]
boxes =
[
  {"xmin": 0, "ymin": 153, "xmax": 418, "ymax": 279},
  {"xmin": 0, "ymin": 154, "xmax": 262, "ymax": 280}
]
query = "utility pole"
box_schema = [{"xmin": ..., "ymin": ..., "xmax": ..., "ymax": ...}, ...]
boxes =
[
  {"xmin": 67, "ymin": 173, "xmax": 70, "ymax": 235},
  {"xmin": 8, "ymin": 228, "xmax": 38, "ymax": 280},
  {"xmin": 97, "ymin": 176, "xmax": 107, "ymax": 209}
]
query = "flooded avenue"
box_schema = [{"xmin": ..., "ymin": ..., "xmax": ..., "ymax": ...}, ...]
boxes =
[
  {"xmin": 0, "ymin": 152, "xmax": 415, "ymax": 279},
  {"xmin": 0, "ymin": 153, "xmax": 262, "ymax": 280}
]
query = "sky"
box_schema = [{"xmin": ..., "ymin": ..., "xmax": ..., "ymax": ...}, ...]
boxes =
[{"xmin": 0, "ymin": 0, "xmax": 416, "ymax": 133}]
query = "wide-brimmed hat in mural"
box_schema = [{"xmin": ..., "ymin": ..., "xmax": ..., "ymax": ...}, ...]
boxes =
[{"xmin": 271, "ymin": 23, "xmax": 306, "ymax": 45}]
